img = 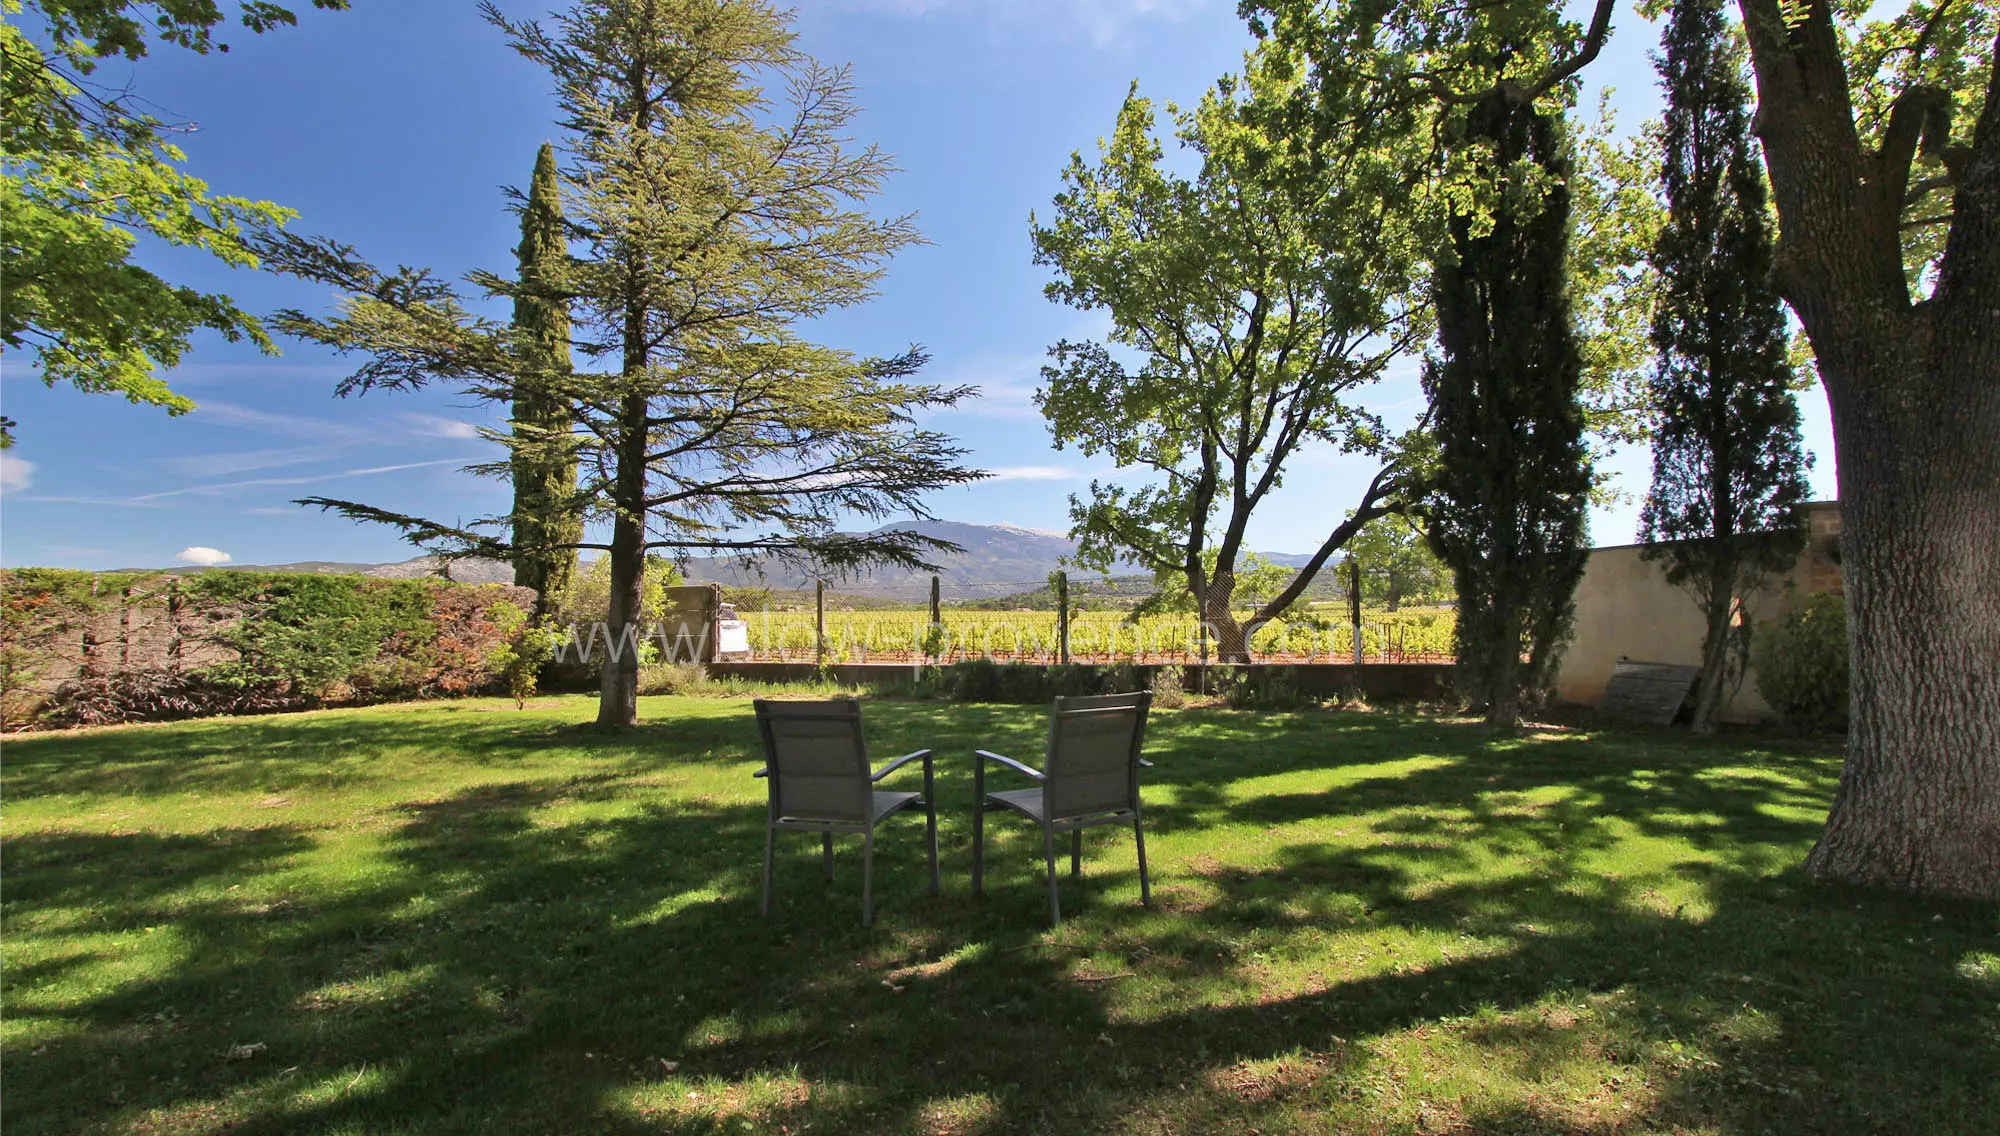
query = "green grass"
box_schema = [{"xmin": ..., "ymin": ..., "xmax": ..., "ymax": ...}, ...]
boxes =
[{"xmin": 3, "ymin": 695, "xmax": 1995, "ymax": 1135}]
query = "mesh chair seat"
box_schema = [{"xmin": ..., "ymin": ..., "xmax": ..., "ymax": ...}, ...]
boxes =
[
  {"xmin": 974, "ymin": 691, "xmax": 1154, "ymax": 924},
  {"xmin": 754, "ymin": 698, "xmax": 938, "ymax": 927},
  {"xmin": 777, "ymin": 790, "xmax": 921, "ymax": 828}
]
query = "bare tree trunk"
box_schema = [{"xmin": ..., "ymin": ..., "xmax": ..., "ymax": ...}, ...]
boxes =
[
  {"xmin": 596, "ymin": 392, "xmax": 650, "ymax": 729},
  {"xmin": 1804, "ymin": 351, "xmax": 2000, "ymax": 894},
  {"xmin": 1689, "ymin": 584, "xmax": 1734, "ymax": 734}
]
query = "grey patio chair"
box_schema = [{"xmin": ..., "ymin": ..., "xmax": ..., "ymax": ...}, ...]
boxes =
[
  {"xmin": 972, "ymin": 690, "xmax": 1154, "ymax": 925},
  {"xmin": 752, "ymin": 698, "xmax": 938, "ymax": 927}
]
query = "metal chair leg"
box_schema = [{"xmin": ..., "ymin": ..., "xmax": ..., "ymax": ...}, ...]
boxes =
[
  {"xmin": 926, "ymin": 798, "xmax": 940, "ymax": 896},
  {"xmin": 1071, "ymin": 829, "xmax": 1082, "ymax": 879},
  {"xmin": 761, "ymin": 824, "xmax": 775, "ymax": 916},
  {"xmin": 1043, "ymin": 823, "xmax": 1061, "ymax": 925},
  {"xmin": 1134, "ymin": 817, "xmax": 1151, "ymax": 906},
  {"xmin": 862, "ymin": 827, "xmax": 876, "ymax": 927},
  {"xmin": 972, "ymin": 800, "xmax": 985, "ymax": 898},
  {"xmin": 823, "ymin": 831, "xmax": 834, "ymax": 881}
]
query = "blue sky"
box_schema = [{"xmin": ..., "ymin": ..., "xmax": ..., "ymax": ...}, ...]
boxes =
[{"xmin": 0, "ymin": 0, "xmax": 1836, "ymax": 570}]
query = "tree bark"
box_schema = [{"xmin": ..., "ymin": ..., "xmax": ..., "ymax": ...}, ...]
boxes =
[
  {"xmin": 1803, "ymin": 341, "xmax": 2000, "ymax": 895},
  {"xmin": 596, "ymin": 391, "xmax": 651, "ymax": 729},
  {"xmin": 1737, "ymin": 0, "xmax": 2000, "ymax": 896},
  {"xmin": 1689, "ymin": 577, "xmax": 1734, "ymax": 735}
]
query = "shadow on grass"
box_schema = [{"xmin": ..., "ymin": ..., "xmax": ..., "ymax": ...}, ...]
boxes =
[{"xmin": 3, "ymin": 702, "xmax": 1992, "ymax": 1135}]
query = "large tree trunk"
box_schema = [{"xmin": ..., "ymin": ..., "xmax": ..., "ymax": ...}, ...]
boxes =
[
  {"xmin": 596, "ymin": 391, "xmax": 651, "ymax": 729},
  {"xmin": 1198, "ymin": 567, "xmax": 1254, "ymax": 664},
  {"xmin": 1736, "ymin": 0, "xmax": 2000, "ymax": 896},
  {"xmin": 1803, "ymin": 345, "xmax": 2000, "ymax": 895}
]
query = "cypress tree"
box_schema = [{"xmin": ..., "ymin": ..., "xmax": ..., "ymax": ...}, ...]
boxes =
[
  {"xmin": 1638, "ymin": 0, "xmax": 1810, "ymax": 732},
  {"xmin": 509, "ymin": 142, "xmax": 582, "ymax": 614},
  {"xmin": 1423, "ymin": 91, "xmax": 1593, "ymax": 730}
]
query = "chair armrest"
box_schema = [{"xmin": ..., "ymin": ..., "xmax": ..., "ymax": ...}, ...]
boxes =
[
  {"xmin": 1139, "ymin": 758, "xmax": 1154, "ymax": 768},
  {"xmin": 752, "ymin": 767, "xmax": 770, "ymax": 778},
  {"xmin": 871, "ymin": 749, "xmax": 933, "ymax": 782},
  {"xmin": 976, "ymin": 750, "xmax": 1045, "ymax": 782}
]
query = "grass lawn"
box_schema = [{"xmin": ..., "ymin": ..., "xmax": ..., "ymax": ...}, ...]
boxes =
[{"xmin": 3, "ymin": 695, "xmax": 1995, "ymax": 1135}]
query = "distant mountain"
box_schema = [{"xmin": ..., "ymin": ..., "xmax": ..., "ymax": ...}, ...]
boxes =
[
  {"xmin": 106, "ymin": 522, "xmax": 1323, "ymax": 600},
  {"xmin": 681, "ymin": 520, "xmax": 1143, "ymax": 601},
  {"xmin": 119, "ymin": 555, "xmax": 518, "ymax": 586}
]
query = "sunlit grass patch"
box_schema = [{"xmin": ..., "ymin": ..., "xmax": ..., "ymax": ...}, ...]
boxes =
[{"xmin": 2, "ymin": 696, "xmax": 1989, "ymax": 1135}]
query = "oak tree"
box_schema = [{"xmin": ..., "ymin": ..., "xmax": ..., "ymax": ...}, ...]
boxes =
[{"xmin": 1032, "ymin": 55, "xmax": 1430, "ymax": 663}]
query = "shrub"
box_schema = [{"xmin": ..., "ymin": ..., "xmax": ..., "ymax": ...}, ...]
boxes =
[
  {"xmin": 1043, "ymin": 664, "xmax": 1102, "ymax": 699},
  {"xmin": 1149, "ymin": 664, "xmax": 1186, "ymax": 709},
  {"xmin": 1223, "ymin": 666, "xmax": 1312, "ymax": 712},
  {"xmin": 944, "ymin": 658, "xmax": 1004, "ymax": 702},
  {"xmin": 1753, "ymin": 593, "xmax": 1848, "ymax": 731},
  {"xmin": 1100, "ymin": 662, "xmax": 1144, "ymax": 694},
  {"xmin": 40, "ymin": 670, "xmax": 297, "ymax": 728},
  {"xmin": 638, "ymin": 661, "xmax": 710, "ymax": 696},
  {"xmin": 485, "ymin": 602, "xmax": 561, "ymax": 708}
]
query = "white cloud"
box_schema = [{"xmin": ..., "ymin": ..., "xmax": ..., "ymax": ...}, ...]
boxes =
[
  {"xmin": 133, "ymin": 458, "xmax": 469, "ymax": 501},
  {"xmin": 177, "ymin": 546, "xmax": 233, "ymax": 566},
  {"xmin": 0, "ymin": 453, "xmax": 34, "ymax": 493},
  {"xmin": 164, "ymin": 447, "xmax": 339, "ymax": 478},
  {"xmin": 193, "ymin": 401, "xmax": 378, "ymax": 445},
  {"xmin": 401, "ymin": 413, "xmax": 484, "ymax": 440},
  {"xmin": 985, "ymin": 465, "xmax": 1076, "ymax": 481}
]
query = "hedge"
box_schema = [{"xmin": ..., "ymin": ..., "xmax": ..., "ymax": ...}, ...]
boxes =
[{"xmin": 0, "ymin": 569, "xmax": 540, "ymax": 729}]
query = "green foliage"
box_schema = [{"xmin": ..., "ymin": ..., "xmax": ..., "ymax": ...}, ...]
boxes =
[
  {"xmin": 1343, "ymin": 514, "xmax": 1448, "ymax": 609},
  {"xmin": 636, "ymin": 662, "xmax": 711, "ymax": 697},
  {"xmin": 1837, "ymin": 0, "xmax": 1996, "ymax": 293},
  {"xmin": 1032, "ymin": 48, "xmax": 1429, "ymax": 659},
  {"xmin": 0, "ymin": 1, "xmax": 342, "ymax": 445},
  {"xmin": 265, "ymin": 1, "xmax": 982, "ymax": 725},
  {"xmin": 485, "ymin": 600, "xmax": 560, "ymax": 708},
  {"xmin": 1221, "ymin": 666, "xmax": 1312, "ymax": 711},
  {"xmin": 1423, "ymin": 93, "xmax": 1593, "ymax": 727},
  {"xmin": 508, "ymin": 142, "xmax": 583, "ymax": 611},
  {"xmin": 1753, "ymin": 593, "xmax": 1849, "ymax": 732},
  {"xmin": 557, "ymin": 554, "xmax": 681, "ymax": 627},
  {"xmin": 1148, "ymin": 663, "xmax": 1187, "ymax": 709},
  {"xmin": 1639, "ymin": 0, "xmax": 1813, "ymax": 730},
  {"xmin": 186, "ymin": 573, "xmax": 435, "ymax": 699},
  {"xmin": 3, "ymin": 570, "xmax": 537, "ymax": 725},
  {"xmin": 1243, "ymin": 1, "xmax": 1660, "ymax": 459}
]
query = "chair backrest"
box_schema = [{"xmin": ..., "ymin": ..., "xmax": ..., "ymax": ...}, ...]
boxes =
[
  {"xmin": 1043, "ymin": 691, "xmax": 1151, "ymax": 819},
  {"xmin": 754, "ymin": 698, "xmax": 871, "ymax": 824}
]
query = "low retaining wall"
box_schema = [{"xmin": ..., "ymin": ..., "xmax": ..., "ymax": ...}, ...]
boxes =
[{"xmin": 703, "ymin": 661, "xmax": 1453, "ymax": 702}]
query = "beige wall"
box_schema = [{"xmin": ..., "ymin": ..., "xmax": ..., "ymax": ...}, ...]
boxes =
[{"xmin": 1555, "ymin": 501, "xmax": 1842, "ymax": 722}]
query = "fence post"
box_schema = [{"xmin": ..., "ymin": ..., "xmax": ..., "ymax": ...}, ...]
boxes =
[
  {"xmin": 928, "ymin": 574, "xmax": 942, "ymax": 662},
  {"xmin": 166, "ymin": 578, "xmax": 185, "ymax": 673},
  {"xmin": 119, "ymin": 584, "xmax": 133, "ymax": 670},
  {"xmin": 1055, "ymin": 571, "xmax": 1070, "ymax": 665},
  {"xmin": 1348, "ymin": 556, "xmax": 1363, "ymax": 665},
  {"xmin": 815, "ymin": 578, "xmax": 826, "ymax": 667}
]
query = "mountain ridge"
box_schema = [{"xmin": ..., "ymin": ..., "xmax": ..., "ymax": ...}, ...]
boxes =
[{"xmin": 110, "ymin": 520, "xmax": 1324, "ymax": 599}]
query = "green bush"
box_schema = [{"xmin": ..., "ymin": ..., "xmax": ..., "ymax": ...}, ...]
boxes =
[
  {"xmin": 1149, "ymin": 664, "xmax": 1186, "ymax": 709},
  {"xmin": 1043, "ymin": 664, "xmax": 1102, "ymax": 699},
  {"xmin": 638, "ymin": 661, "xmax": 710, "ymax": 696},
  {"xmin": 1753, "ymin": 593, "xmax": 1849, "ymax": 732},
  {"xmin": 1100, "ymin": 662, "xmax": 1144, "ymax": 694},
  {"xmin": 944, "ymin": 658, "xmax": 1004, "ymax": 702},
  {"xmin": 1223, "ymin": 666, "xmax": 1313, "ymax": 712}
]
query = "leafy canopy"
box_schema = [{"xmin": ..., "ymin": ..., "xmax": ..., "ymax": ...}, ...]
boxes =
[
  {"xmin": 0, "ymin": 0, "xmax": 344, "ymax": 447},
  {"xmin": 1032, "ymin": 48, "xmax": 1430, "ymax": 650}
]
